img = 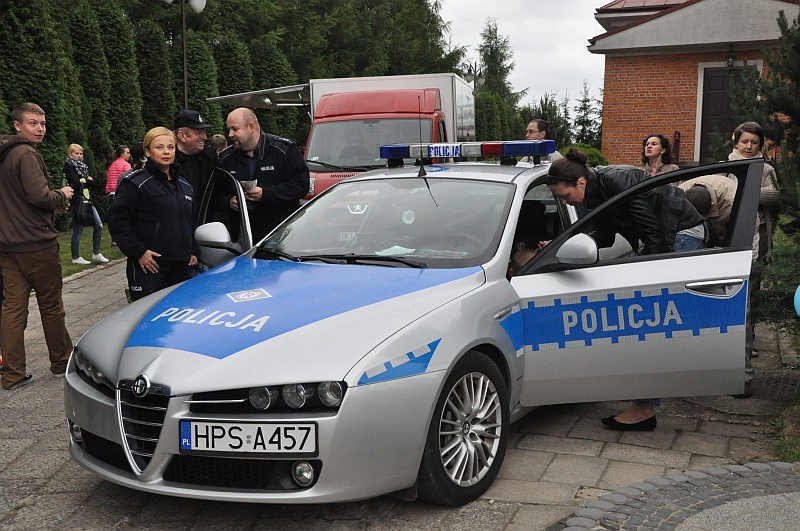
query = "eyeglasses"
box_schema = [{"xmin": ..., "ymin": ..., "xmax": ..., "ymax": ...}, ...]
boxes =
[{"xmin": 526, "ymin": 129, "xmax": 540, "ymax": 134}]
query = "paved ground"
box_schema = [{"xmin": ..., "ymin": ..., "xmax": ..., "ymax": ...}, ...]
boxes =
[{"xmin": 1, "ymin": 259, "xmax": 799, "ymax": 529}]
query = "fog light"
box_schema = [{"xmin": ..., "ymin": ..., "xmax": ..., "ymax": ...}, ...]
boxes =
[
  {"xmin": 69, "ymin": 422, "xmax": 83, "ymax": 443},
  {"xmin": 317, "ymin": 381, "xmax": 343, "ymax": 407},
  {"xmin": 292, "ymin": 461, "xmax": 314, "ymax": 487},
  {"xmin": 248, "ymin": 386, "xmax": 278, "ymax": 410},
  {"xmin": 282, "ymin": 384, "xmax": 313, "ymax": 409}
]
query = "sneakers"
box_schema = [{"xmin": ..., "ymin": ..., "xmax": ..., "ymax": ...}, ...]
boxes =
[
  {"xmin": 72, "ymin": 257, "xmax": 91, "ymax": 265},
  {"xmin": 92, "ymin": 253, "xmax": 110, "ymax": 263},
  {"xmin": 4, "ymin": 374, "xmax": 34, "ymax": 390}
]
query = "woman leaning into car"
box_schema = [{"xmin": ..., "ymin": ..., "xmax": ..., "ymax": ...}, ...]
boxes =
[
  {"xmin": 545, "ymin": 147, "xmax": 703, "ymax": 432},
  {"xmin": 107, "ymin": 127, "xmax": 198, "ymax": 301}
]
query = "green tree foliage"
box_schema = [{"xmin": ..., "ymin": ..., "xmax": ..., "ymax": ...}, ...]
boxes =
[
  {"xmin": 136, "ymin": 19, "xmax": 177, "ymax": 130},
  {"xmin": 66, "ymin": 0, "xmax": 113, "ymax": 174},
  {"xmin": 521, "ymin": 93, "xmax": 573, "ymax": 149},
  {"xmin": 0, "ymin": 0, "xmax": 84, "ymax": 182},
  {"xmin": 572, "ymin": 81, "xmax": 601, "ymax": 149},
  {"xmin": 562, "ymin": 143, "xmax": 609, "ymax": 167},
  {"xmin": 478, "ymin": 19, "xmax": 520, "ymax": 105},
  {"xmin": 212, "ymin": 30, "xmax": 255, "ymax": 108},
  {"xmin": 250, "ymin": 36, "xmax": 300, "ymax": 141},
  {"xmin": 91, "ymin": 0, "xmax": 145, "ymax": 153},
  {"xmin": 730, "ymin": 9, "xmax": 800, "ymax": 331},
  {"xmin": 182, "ymin": 30, "xmax": 223, "ymax": 131},
  {"xmin": 0, "ymin": 95, "xmax": 9, "ymax": 135}
]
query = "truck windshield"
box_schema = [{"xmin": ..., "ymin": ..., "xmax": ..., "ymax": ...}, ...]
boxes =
[
  {"xmin": 305, "ymin": 119, "xmax": 433, "ymax": 168},
  {"xmin": 260, "ymin": 177, "xmax": 513, "ymax": 269}
]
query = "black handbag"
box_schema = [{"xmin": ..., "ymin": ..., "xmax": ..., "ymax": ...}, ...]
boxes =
[{"xmin": 75, "ymin": 199, "xmax": 95, "ymax": 226}]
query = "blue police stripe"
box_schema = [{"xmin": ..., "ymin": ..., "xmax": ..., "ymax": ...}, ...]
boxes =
[
  {"xmin": 502, "ymin": 284, "xmax": 747, "ymax": 351},
  {"xmin": 126, "ymin": 257, "xmax": 479, "ymax": 359},
  {"xmin": 358, "ymin": 339, "xmax": 442, "ymax": 385}
]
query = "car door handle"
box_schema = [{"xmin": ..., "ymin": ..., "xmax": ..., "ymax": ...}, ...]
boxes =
[
  {"xmin": 493, "ymin": 307, "xmax": 513, "ymax": 320},
  {"xmin": 685, "ymin": 279, "xmax": 744, "ymax": 297}
]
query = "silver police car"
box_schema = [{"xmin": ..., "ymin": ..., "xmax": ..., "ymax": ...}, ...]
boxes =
[{"xmin": 64, "ymin": 141, "xmax": 762, "ymax": 506}]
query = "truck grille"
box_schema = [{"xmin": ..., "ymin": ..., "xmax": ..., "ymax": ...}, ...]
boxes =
[{"xmin": 118, "ymin": 389, "xmax": 169, "ymax": 472}]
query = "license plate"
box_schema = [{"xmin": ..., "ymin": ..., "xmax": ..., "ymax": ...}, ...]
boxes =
[{"xmin": 179, "ymin": 420, "xmax": 317, "ymax": 456}]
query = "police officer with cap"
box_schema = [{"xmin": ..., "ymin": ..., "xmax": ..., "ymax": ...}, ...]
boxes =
[{"xmin": 174, "ymin": 109, "xmax": 217, "ymax": 221}]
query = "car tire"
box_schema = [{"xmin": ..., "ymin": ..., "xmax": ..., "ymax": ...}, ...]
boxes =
[{"xmin": 417, "ymin": 350, "xmax": 509, "ymax": 506}]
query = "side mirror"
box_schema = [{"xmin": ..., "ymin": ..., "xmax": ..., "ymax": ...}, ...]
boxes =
[
  {"xmin": 195, "ymin": 222, "xmax": 236, "ymax": 250},
  {"xmin": 556, "ymin": 233, "xmax": 598, "ymax": 265}
]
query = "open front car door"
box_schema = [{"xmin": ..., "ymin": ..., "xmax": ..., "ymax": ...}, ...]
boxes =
[
  {"xmin": 509, "ymin": 159, "xmax": 762, "ymax": 405},
  {"xmin": 194, "ymin": 168, "xmax": 253, "ymax": 269}
]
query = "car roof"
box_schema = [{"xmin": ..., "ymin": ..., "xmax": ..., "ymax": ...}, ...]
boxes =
[{"xmin": 344, "ymin": 162, "xmax": 550, "ymax": 185}]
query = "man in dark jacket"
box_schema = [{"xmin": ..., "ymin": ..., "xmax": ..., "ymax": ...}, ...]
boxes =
[
  {"xmin": 174, "ymin": 109, "xmax": 217, "ymax": 221},
  {"xmin": 217, "ymin": 107, "xmax": 309, "ymax": 242},
  {"xmin": 0, "ymin": 102, "xmax": 75, "ymax": 390}
]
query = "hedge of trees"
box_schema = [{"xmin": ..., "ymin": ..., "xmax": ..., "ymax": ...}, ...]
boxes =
[{"xmin": 0, "ymin": 0, "xmax": 602, "ymax": 193}]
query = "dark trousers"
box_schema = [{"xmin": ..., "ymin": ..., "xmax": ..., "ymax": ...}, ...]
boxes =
[
  {"xmin": 126, "ymin": 258, "xmax": 195, "ymax": 301},
  {"xmin": 0, "ymin": 245, "xmax": 73, "ymax": 388}
]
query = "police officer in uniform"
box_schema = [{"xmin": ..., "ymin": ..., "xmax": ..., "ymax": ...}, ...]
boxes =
[
  {"xmin": 173, "ymin": 109, "xmax": 217, "ymax": 221},
  {"xmin": 217, "ymin": 107, "xmax": 309, "ymax": 242},
  {"xmin": 107, "ymin": 127, "xmax": 198, "ymax": 301}
]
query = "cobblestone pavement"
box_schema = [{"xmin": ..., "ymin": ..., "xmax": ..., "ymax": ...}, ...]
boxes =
[{"xmin": 1, "ymin": 259, "xmax": 799, "ymax": 529}]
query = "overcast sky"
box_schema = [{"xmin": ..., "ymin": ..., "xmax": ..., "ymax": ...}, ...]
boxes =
[{"xmin": 439, "ymin": 0, "xmax": 607, "ymax": 106}]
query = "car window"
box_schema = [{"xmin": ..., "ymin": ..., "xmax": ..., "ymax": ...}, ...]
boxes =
[
  {"xmin": 516, "ymin": 160, "xmax": 762, "ymax": 275},
  {"xmin": 260, "ymin": 177, "xmax": 514, "ymax": 268}
]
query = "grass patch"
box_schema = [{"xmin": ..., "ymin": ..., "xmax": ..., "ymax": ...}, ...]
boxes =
[
  {"xmin": 776, "ymin": 404, "xmax": 800, "ymax": 462},
  {"xmin": 58, "ymin": 225, "xmax": 125, "ymax": 277}
]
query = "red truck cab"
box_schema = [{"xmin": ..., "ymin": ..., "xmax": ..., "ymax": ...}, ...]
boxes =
[{"xmin": 303, "ymin": 88, "xmax": 447, "ymax": 199}]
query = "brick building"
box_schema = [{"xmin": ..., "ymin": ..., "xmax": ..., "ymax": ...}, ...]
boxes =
[{"xmin": 589, "ymin": 0, "xmax": 799, "ymax": 165}]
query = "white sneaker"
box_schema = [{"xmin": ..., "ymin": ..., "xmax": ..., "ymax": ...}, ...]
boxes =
[
  {"xmin": 92, "ymin": 253, "xmax": 109, "ymax": 263},
  {"xmin": 72, "ymin": 257, "xmax": 91, "ymax": 265}
]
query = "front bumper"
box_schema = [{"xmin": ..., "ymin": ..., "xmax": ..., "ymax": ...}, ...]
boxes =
[{"xmin": 64, "ymin": 362, "xmax": 443, "ymax": 503}]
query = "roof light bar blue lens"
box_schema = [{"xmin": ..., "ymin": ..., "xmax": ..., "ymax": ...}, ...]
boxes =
[{"xmin": 379, "ymin": 145, "xmax": 411, "ymax": 159}]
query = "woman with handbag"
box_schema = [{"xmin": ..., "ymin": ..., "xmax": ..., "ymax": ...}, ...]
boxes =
[{"xmin": 63, "ymin": 144, "xmax": 109, "ymax": 265}]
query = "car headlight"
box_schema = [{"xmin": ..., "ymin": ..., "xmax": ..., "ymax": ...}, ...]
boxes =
[
  {"xmin": 248, "ymin": 386, "xmax": 279, "ymax": 410},
  {"xmin": 239, "ymin": 381, "xmax": 346, "ymax": 411},
  {"xmin": 72, "ymin": 346, "xmax": 111, "ymax": 387},
  {"xmin": 317, "ymin": 381, "xmax": 344, "ymax": 407},
  {"xmin": 282, "ymin": 383, "xmax": 316, "ymax": 409}
]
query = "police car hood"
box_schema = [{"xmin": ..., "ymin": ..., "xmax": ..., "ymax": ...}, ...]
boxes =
[{"xmin": 83, "ymin": 256, "xmax": 484, "ymax": 394}]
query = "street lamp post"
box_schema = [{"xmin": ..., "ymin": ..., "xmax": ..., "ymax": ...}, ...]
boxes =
[
  {"xmin": 162, "ymin": 0, "xmax": 207, "ymax": 109},
  {"xmin": 463, "ymin": 61, "xmax": 486, "ymax": 96}
]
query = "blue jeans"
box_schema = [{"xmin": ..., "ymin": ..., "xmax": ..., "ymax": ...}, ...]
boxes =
[
  {"xmin": 674, "ymin": 233, "xmax": 705, "ymax": 251},
  {"xmin": 71, "ymin": 205, "xmax": 103, "ymax": 258}
]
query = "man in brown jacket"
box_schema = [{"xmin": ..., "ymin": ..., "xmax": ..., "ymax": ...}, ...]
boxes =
[{"xmin": 0, "ymin": 102, "xmax": 75, "ymax": 390}]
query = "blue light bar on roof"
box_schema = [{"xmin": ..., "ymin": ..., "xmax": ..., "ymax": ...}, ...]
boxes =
[{"xmin": 379, "ymin": 140, "xmax": 556, "ymax": 159}]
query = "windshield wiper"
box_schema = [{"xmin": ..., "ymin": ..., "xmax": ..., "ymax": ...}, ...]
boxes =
[
  {"xmin": 305, "ymin": 159, "xmax": 372, "ymax": 172},
  {"xmin": 301, "ymin": 254, "xmax": 427, "ymax": 268},
  {"xmin": 257, "ymin": 247, "xmax": 300, "ymax": 262}
]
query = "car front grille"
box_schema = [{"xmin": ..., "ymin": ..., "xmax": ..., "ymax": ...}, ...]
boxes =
[
  {"xmin": 163, "ymin": 456, "xmax": 321, "ymax": 490},
  {"xmin": 118, "ymin": 389, "xmax": 169, "ymax": 472}
]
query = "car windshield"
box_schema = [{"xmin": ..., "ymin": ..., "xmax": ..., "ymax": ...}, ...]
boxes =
[
  {"xmin": 305, "ymin": 119, "xmax": 433, "ymax": 168},
  {"xmin": 259, "ymin": 177, "xmax": 513, "ymax": 268}
]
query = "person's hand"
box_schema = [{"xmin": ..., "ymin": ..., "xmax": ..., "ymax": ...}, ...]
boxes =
[
  {"xmin": 138, "ymin": 250, "xmax": 161, "ymax": 274},
  {"xmin": 188, "ymin": 254, "xmax": 198, "ymax": 267},
  {"xmin": 229, "ymin": 196, "xmax": 239, "ymax": 212},
  {"xmin": 61, "ymin": 185, "xmax": 74, "ymax": 200},
  {"xmin": 245, "ymin": 186, "xmax": 263, "ymax": 202},
  {"xmin": 537, "ymin": 240, "xmax": 551, "ymax": 250}
]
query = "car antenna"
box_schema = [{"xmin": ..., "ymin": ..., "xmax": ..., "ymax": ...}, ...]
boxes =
[{"xmin": 417, "ymin": 96, "xmax": 438, "ymax": 207}]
